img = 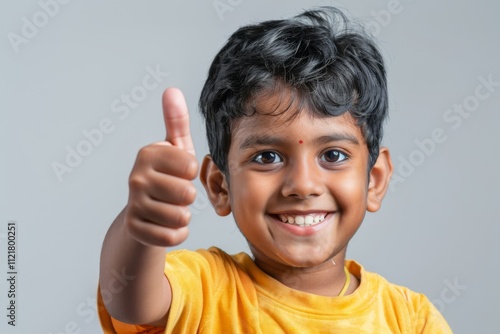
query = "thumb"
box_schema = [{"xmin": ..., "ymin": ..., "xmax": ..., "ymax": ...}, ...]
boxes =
[{"xmin": 162, "ymin": 87, "xmax": 196, "ymax": 156}]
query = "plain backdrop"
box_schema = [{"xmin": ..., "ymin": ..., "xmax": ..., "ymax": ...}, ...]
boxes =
[{"xmin": 1, "ymin": 0, "xmax": 499, "ymax": 333}]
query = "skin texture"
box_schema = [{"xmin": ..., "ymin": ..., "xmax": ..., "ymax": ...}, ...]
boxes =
[{"xmin": 99, "ymin": 88, "xmax": 393, "ymax": 326}]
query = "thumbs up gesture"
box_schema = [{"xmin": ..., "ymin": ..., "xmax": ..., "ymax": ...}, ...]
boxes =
[{"xmin": 124, "ymin": 88, "xmax": 199, "ymax": 247}]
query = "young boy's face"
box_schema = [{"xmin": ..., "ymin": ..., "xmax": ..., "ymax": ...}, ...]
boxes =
[{"xmin": 220, "ymin": 90, "xmax": 376, "ymax": 269}]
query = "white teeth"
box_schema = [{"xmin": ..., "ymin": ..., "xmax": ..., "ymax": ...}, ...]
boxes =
[
  {"xmin": 277, "ymin": 213, "xmax": 327, "ymax": 227},
  {"xmin": 295, "ymin": 216, "xmax": 305, "ymax": 225},
  {"xmin": 305, "ymin": 216, "xmax": 313, "ymax": 226}
]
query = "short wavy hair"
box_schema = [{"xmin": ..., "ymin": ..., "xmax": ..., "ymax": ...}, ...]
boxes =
[{"xmin": 199, "ymin": 7, "xmax": 388, "ymax": 174}]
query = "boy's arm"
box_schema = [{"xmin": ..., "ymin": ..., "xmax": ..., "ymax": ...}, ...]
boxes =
[{"xmin": 99, "ymin": 88, "xmax": 198, "ymax": 326}]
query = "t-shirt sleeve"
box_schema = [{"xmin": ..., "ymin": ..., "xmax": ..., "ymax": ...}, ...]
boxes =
[
  {"xmin": 97, "ymin": 248, "xmax": 225, "ymax": 334},
  {"xmin": 412, "ymin": 294, "xmax": 453, "ymax": 334}
]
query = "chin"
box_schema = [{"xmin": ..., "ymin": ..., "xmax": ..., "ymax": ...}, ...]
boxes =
[{"xmin": 275, "ymin": 245, "xmax": 336, "ymax": 268}]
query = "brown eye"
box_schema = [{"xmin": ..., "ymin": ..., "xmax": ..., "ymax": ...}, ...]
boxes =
[
  {"xmin": 321, "ymin": 150, "xmax": 347, "ymax": 163},
  {"xmin": 253, "ymin": 151, "xmax": 282, "ymax": 164}
]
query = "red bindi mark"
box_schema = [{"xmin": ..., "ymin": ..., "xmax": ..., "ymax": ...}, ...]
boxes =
[{"xmin": 298, "ymin": 139, "xmax": 303, "ymax": 144}]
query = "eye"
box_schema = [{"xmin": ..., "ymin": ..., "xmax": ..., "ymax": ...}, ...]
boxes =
[
  {"xmin": 252, "ymin": 151, "xmax": 282, "ymax": 164},
  {"xmin": 320, "ymin": 150, "xmax": 347, "ymax": 163}
]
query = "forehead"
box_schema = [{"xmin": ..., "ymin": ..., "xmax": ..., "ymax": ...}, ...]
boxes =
[{"xmin": 232, "ymin": 88, "xmax": 363, "ymax": 142}]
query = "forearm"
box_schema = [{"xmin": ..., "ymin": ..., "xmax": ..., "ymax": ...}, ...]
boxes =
[{"xmin": 99, "ymin": 207, "xmax": 171, "ymax": 325}]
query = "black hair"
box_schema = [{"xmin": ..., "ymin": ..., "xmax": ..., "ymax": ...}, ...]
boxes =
[{"xmin": 199, "ymin": 6, "xmax": 388, "ymax": 174}]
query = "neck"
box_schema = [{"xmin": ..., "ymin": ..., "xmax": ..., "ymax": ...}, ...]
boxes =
[{"xmin": 252, "ymin": 248, "xmax": 358, "ymax": 297}]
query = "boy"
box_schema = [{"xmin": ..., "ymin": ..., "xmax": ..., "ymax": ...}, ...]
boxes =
[{"xmin": 98, "ymin": 7, "xmax": 452, "ymax": 333}]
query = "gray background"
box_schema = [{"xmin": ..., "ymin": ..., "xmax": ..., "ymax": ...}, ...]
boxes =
[{"xmin": 1, "ymin": 0, "xmax": 499, "ymax": 333}]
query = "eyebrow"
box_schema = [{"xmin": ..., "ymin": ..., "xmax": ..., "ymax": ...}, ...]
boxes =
[
  {"xmin": 315, "ymin": 134, "xmax": 360, "ymax": 146},
  {"xmin": 239, "ymin": 133, "xmax": 360, "ymax": 150},
  {"xmin": 239, "ymin": 135, "xmax": 285, "ymax": 150}
]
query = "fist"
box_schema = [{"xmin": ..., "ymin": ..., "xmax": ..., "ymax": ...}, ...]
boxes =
[{"xmin": 124, "ymin": 88, "xmax": 199, "ymax": 247}]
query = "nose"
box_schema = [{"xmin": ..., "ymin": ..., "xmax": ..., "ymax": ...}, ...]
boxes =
[{"xmin": 280, "ymin": 158, "xmax": 324, "ymax": 199}]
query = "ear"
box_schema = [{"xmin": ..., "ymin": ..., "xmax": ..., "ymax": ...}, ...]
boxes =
[
  {"xmin": 199, "ymin": 154, "xmax": 232, "ymax": 216},
  {"xmin": 367, "ymin": 147, "xmax": 394, "ymax": 212}
]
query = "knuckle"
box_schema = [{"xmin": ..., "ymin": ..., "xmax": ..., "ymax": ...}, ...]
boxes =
[
  {"xmin": 128, "ymin": 174, "xmax": 147, "ymax": 192},
  {"xmin": 175, "ymin": 206, "xmax": 191, "ymax": 227},
  {"xmin": 137, "ymin": 144, "xmax": 164, "ymax": 167},
  {"xmin": 160, "ymin": 232, "xmax": 177, "ymax": 246},
  {"xmin": 181, "ymin": 184, "xmax": 197, "ymax": 204},
  {"xmin": 137, "ymin": 145, "xmax": 154, "ymax": 160},
  {"xmin": 184, "ymin": 156, "xmax": 199, "ymax": 179},
  {"xmin": 160, "ymin": 227, "xmax": 189, "ymax": 246}
]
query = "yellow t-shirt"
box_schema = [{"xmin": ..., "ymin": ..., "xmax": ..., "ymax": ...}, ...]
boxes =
[{"xmin": 98, "ymin": 247, "xmax": 452, "ymax": 333}]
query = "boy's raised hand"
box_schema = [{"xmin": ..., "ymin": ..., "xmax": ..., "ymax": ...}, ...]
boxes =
[{"xmin": 124, "ymin": 88, "xmax": 198, "ymax": 247}]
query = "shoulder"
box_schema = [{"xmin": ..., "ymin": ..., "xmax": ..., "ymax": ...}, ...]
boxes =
[
  {"xmin": 348, "ymin": 260, "xmax": 452, "ymax": 333},
  {"xmin": 348, "ymin": 260, "xmax": 428, "ymax": 304}
]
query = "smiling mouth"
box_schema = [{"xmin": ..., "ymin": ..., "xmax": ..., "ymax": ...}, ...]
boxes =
[{"xmin": 275, "ymin": 213, "xmax": 328, "ymax": 227}]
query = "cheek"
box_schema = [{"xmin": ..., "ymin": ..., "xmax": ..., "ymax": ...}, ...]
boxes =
[
  {"xmin": 228, "ymin": 172, "xmax": 269, "ymax": 218},
  {"xmin": 332, "ymin": 172, "xmax": 369, "ymax": 213}
]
